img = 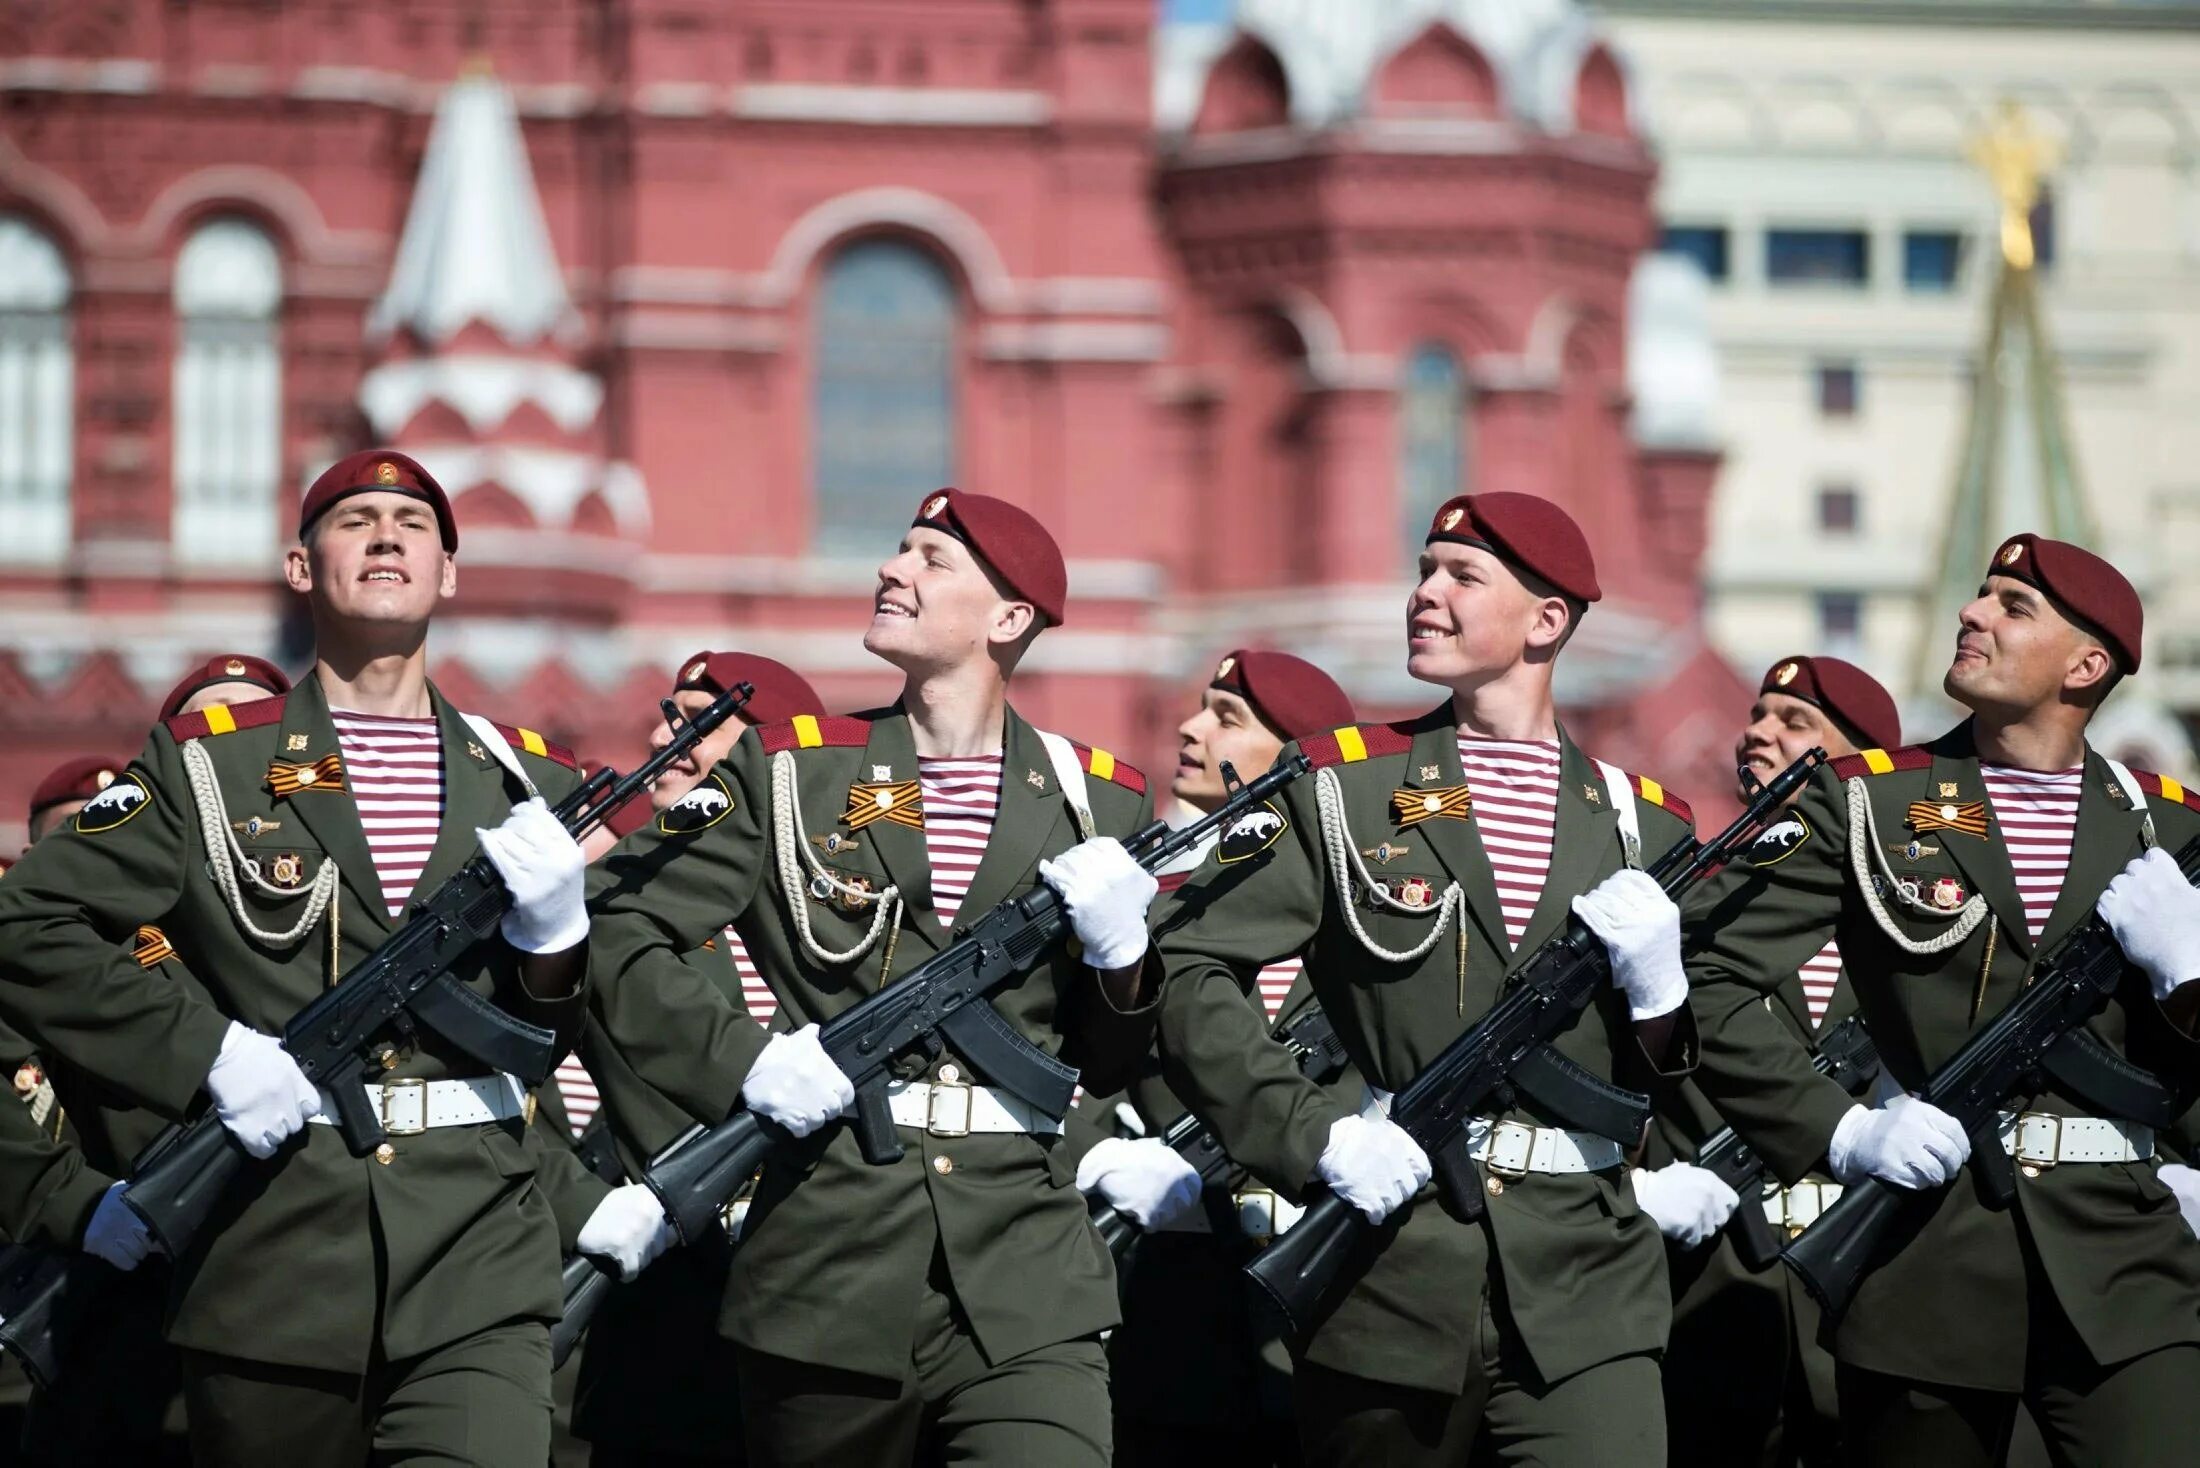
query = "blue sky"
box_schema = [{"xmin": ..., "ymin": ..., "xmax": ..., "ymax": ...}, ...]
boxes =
[{"xmin": 1163, "ymin": 0, "xmax": 1234, "ymax": 21}]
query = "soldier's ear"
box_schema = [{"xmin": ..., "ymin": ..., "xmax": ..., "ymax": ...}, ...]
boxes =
[
  {"xmin": 438, "ymin": 551, "xmax": 458, "ymax": 601},
  {"xmin": 283, "ymin": 542, "xmax": 313, "ymax": 594},
  {"xmin": 2065, "ymin": 637, "xmax": 2116, "ymax": 703}
]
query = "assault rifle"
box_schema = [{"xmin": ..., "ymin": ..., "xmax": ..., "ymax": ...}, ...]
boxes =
[
  {"xmin": 1089, "ymin": 1003, "xmax": 1352, "ymax": 1260},
  {"xmin": 0, "ymin": 683, "xmax": 751, "ymax": 1385},
  {"xmin": 1245, "ymin": 748, "xmax": 1828, "ymax": 1337},
  {"xmin": 1782, "ymin": 836, "xmax": 2200, "ymax": 1317},
  {"xmin": 1692, "ymin": 1014, "xmax": 1879, "ymax": 1269},
  {"xmin": 550, "ymin": 753, "xmax": 1316, "ymax": 1367}
]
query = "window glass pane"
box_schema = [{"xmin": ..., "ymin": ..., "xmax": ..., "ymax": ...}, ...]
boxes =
[
  {"xmin": 813, "ymin": 240, "xmax": 957, "ymax": 556},
  {"xmin": 173, "ymin": 218, "xmax": 282, "ymax": 564},
  {"xmin": 1657, "ymin": 225, "xmax": 1728, "ymax": 283},
  {"xmin": 1903, "ymin": 231, "xmax": 1964, "ymax": 292},
  {"xmin": 1399, "ymin": 344, "xmax": 1466, "ymax": 561},
  {"xmin": 1817, "ymin": 590, "xmax": 1862, "ymax": 643},
  {"xmin": 1817, "ymin": 484, "xmax": 1860, "ymax": 534},
  {"xmin": 1767, "ymin": 229, "xmax": 1869, "ymax": 287},
  {"xmin": 0, "ymin": 214, "xmax": 73, "ymax": 564},
  {"xmin": 1816, "ymin": 362, "xmax": 1859, "ymax": 418}
]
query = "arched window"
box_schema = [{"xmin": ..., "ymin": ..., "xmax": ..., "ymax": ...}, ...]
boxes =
[
  {"xmin": 173, "ymin": 218, "xmax": 282, "ymax": 562},
  {"xmin": 811, "ymin": 239, "xmax": 956, "ymax": 555},
  {"xmin": 1399, "ymin": 343, "xmax": 1467, "ymax": 557},
  {"xmin": 0, "ymin": 215, "xmax": 73, "ymax": 564}
]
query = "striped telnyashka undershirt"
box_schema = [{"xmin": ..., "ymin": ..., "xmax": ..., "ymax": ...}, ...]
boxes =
[
  {"xmin": 1980, "ymin": 764, "xmax": 2084, "ymax": 944},
  {"xmin": 919, "ymin": 753, "xmax": 1002, "ymax": 929},
  {"xmin": 1798, "ymin": 939, "xmax": 1843, "ymax": 1029},
  {"xmin": 1456, "ymin": 736, "xmax": 1561, "ymax": 950},
  {"xmin": 329, "ymin": 710, "xmax": 444, "ymax": 919}
]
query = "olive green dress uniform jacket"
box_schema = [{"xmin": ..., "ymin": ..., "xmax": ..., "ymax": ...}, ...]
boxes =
[
  {"xmin": 1681, "ymin": 722, "xmax": 2200, "ymax": 1391},
  {"xmin": 0, "ymin": 1021, "xmax": 110, "ymax": 1250},
  {"xmin": 585, "ymin": 705, "xmax": 1162, "ymax": 1381},
  {"xmin": 1650, "ymin": 963, "xmax": 1860, "ymax": 1173},
  {"xmin": 1153, "ymin": 708, "xmax": 1698, "ymax": 1396},
  {"xmin": 0, "ymin": 676, "xmax": 587, "ymax": 1373}
]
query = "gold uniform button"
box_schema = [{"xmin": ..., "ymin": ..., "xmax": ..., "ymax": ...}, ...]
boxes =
[
  {"xmin": 932, "ymin": 1155, "xmax": 954, "ymax": 1175},
  {"xmin": 374, "ymin": 1143, "xmax": 396, "ymax": 1165},
  {"xmin": 938, "ymin": 1063, "xmax": 961, "ymax": 1084},
  {"xmin": 1485, "ymin": 1175, "xmax": 1505, "ymax": 1197}
]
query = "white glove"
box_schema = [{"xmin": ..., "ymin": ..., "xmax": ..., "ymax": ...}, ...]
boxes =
[
  {"xmin": 82, "ymin": 1180, "xmax": 156, "ymax": 1271},
  {"xmin": 1039, "ymin": 837, "xmax": 1158, "ymax": 972},
  {"xmin": 1572, "ymin": 868, "xmax": 1687, "ymax": 1020},
  {"xmin": 1827, "ymin": 1097, "xmax": 1971, "ymax": 1190},
  {"xmin": 2155, "ymin": 1162, "xmax": 2200, "ymax": 1240},
  {"xmin": 576, "ymin": 1183, "xmax": 676, "ymax": 1282},
  {"xmin": 206, "ymin": 1022, "xmax": 321, "ymax": 1160},
  {"xmin": 1630, "ymin": 1163, "xmax": 1740, "ymax": 1249},
  {"xmin": 1076, "ymin": 1137, "xmax": 1204, "ymax": 1229},
  {"xmin": 2097, "ymin": 847, "xmax": 2200, "ymax": 1001},
  {"xmin": 740, "ymin": 1025, "xmax": 855, "ymax": 1137},
  {"xmin": 1316, "ymin": 1114, "xmax": 1431, "ymax": 1226},
  {"xmin": 478, "ymin": 798, "xmax": 589, "ymax": 954}
]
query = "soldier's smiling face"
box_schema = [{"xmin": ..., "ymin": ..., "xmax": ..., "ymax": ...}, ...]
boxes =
[
  {"xmin": 1405, "ymin": 542, "xmax": 1572, "ymax": 688},
  {"xmin": 647, "ymin": 689, "xmax": 750, "ymax": 811},
  {"xmin": 1946, "ymin": 575, "xmax": 2117, "ymax": 716},
  {"xmin": 285, "ymin": 492, "xmax": 455, "ymax": 631},
  {"xmin": 1735, "ymin": 692, "xmax": 1855, "ymax": 801},
  {"xmin": 865, "ymin": 527, "xmax": 1037, "ymax": 675},
  {"xmin": 1174, "ymin": 687, "xmax": 1283, "ymax": 812}
]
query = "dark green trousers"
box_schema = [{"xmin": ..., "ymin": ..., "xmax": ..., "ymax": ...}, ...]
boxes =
[
  {"xmin": 575, "ymin": 1229, "xmax": 744, "ymax": 1464},
  {"xmin": 735, "ymin": 1244, "xmax": 1109, "ymax": 1467},
  {"xmin": 21, "ymin": 1265, "xmax": 188, "ymax": 1464},
  {"xmin": 1296, "ymin": 1288, "xmax": 1664, "ymax": 1467},
  {"xmin": 1662, "ymin": 1223, "xmax": 1839, "ymax": 1467},
  {"xmin": 181, "ymin": 1320, "xmax": 553, "ymax": 1467}
]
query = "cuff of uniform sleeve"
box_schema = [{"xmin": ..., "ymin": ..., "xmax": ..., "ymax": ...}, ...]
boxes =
[
  {"xmin": 45, "ymin": 1162, "xmax": 119, "ymax": 1254},
  {"xmin": 1633, "ymin": 1006, "xmax": 1699, "ymax": 1079},
  {"xmin": 163, "ymin": 1004, "xmax": 242, "ymax": 1118},
  {"xmin": 1770, "ymin": 1077, "xmax": 1866, "ymax": 1187},
  {"xmin": 538, "ymin": 1150, "xmax": 616, "ymax": 1252}
]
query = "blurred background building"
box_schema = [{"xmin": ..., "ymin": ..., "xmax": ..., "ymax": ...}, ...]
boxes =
[{"xmin": 1, "ymin": 0, "xmax": 2194, "ymax": 846}]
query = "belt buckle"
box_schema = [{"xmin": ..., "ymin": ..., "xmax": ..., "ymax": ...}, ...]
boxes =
[
  {"xmin": 2014, "ymin": 1111, "xmax": 2063, "ymax": 1170},
  {"xmin": 1782, "ymin": 1180, "xmax": 1827, "ymax": 1236},
  {"xmin": 381, "ymin": 1077, "xmax": 429, "ymax": 1138},
  {"xmin": 1484, "ymin": 1119, "xmax": 1537, "ymax": 1181},
  {"xmin": 1236, "ymin": 1188, "xmax": 1279, "ymax": 1246},
  {"xmin": 926, "ymin": 1079, "xmax": 973, "ymax": 1138}
]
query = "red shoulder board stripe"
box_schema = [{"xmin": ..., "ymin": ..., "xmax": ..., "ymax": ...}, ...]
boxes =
[
  {"xmin": 1068, "ymin": 741, "xmax": 1147, "ymax": 797},
  {"xmin": 1299, "ymin": 722, "xmax": 1416, "ymax": 770},
  {"xmin": 1627, "ymin": 775, "xmax": 1693, "ymax": 827},
  {"xmin": 1829, "ymin": 746, "xmax": 1933, "ymax": 782},
  {"xmin": 162, "ymin": 693, "xmax": 289, "ymax": 743},
  {"xmin": 2131, "ymin": 770, "xmax": 2200, "ymax": 815},
  {"xmin": 486, "ymin": 720, "xmax": 580, "ymax": 771},
  {"xmin": 755, "ymin": 714, "xmax": 873, "ymax": 755}
]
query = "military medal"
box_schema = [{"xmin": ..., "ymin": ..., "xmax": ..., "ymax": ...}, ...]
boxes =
[
  {"xmin": 270, "ymin": 853, "xmax": 305, "ymax": 888},
  {"xmin": 833, "ymin": 873, "xmax": 876, "ymax": 914},
  {"xmin": 1929, "ymin": 877, "xmax": 1968, "ymax": 911},
  {"xmin": 1396, "ymin": 876, "xmax": 1435, "ymax": 910},
  {"xmin": 269, "ymin": 754, "xmax": 345, "ymax": 796},
  {"xmin": 11, "ymin": 1060, "xmax": 41, "ymax": 1097}
]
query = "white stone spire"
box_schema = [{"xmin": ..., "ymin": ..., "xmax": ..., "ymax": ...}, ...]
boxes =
[{"xmin": 367, "ymin": 67, "xmax": 576, "ymax": 346}]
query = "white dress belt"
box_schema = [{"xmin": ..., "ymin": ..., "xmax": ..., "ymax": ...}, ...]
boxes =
[
  {"xmin": 306, "ymin": 1074, "xmax": 529, "ymax": 1136},
  {"xmin": 883, "ymin": 1079, "xmax": 1065, "ymax": 1137},
  {"xmin": 1997, "ymin": 1110, "xmax": 2154, "ymax": 1167},
  {"xmin": 1147, "ymin": 1187, "xmax": 1309, "ymax": 1240},
  {"xmin": 1761, "ymin": 1177, "xmax": 1844, "ymax": 1232},
  {"xmin": 1359, "ymin": 1084, "xmax": 1623, "ymax": 1177}
]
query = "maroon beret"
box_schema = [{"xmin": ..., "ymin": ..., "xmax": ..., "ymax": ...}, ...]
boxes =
[
  {"xmin": 299, "ymin": 449, "xmax": 458, "ymax": 552},
  {"xmin": 1760, "ymin": 655, "xmax": 1902, "ymax": 753},
  {"xmin": 912, "ymin": 489, "xmax": 1068, "ymax": 627},
  {"xmin": 30, "ymin": 755, "xmax": 128, "ymax": 818},
  {"xmin": 160, "ymin": 654, "xmax": 291, "ymax": 721},
  {"xmin": 1426, "ymin": 493, "xmax": 1601, "ymax": 604},
  {"xmin": 672, "ymin": 651, "xmax": 826, "ymax": 726},
  {"xmin": 1209, "ymin": 649, "xmax": 1355, "ymax": 743},
  {"xmin": 1990, "ymin": 534, "xmax": 2142, "ymax": 674}
]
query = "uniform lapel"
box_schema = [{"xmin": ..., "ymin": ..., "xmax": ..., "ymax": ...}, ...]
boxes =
[
  {"xmin": 274, "ymin": 677, "xmax": 389, "ymax": 927},
  {"xmin": 1929, "ymin": 727, "xmax": 2033, "ymax": 960},
  {"xmin": 946, "ymin": 708, "xmax": 1068, "ymax": 937},
  {"xmin": 2035, "ymin": 749, "xmax": 2144, "ymax": 956},
  {"xmin": 1511, "ymin": 731, "xmax": 1620, "ymax": 964},
  {"xmin": 1400, "ymin": 704, "xmax": 1513, "ymax": 961},
  {"xmin": 854, "ymin": 709, "xmax": 941, "ymax": 955},
  {"xmin": 405, "ymin": 686, "xmax": 512, "ymax": 908}
]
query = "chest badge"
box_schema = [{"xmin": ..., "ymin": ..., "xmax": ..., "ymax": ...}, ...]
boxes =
[
  {"xmin": 269, "ymin": 755, "xmax": 345, "ymax": 797},
  {"xmin": 1360, "ymin": 841, "xmax": 1412, "ymax": 865},
  {"xmin": 1027, "ymin": 768, "xmax": 1046, "ymax": 790},
  {"xmin": 844, "ymin": 780, "xmax": 923, "ymax": 832},
  {"xmin": 1392, "ymin": 785, "xmax": 1471, "ymax": 827},
  {"xmin": 1907, "ymin": 800, "xmax": 1990, "ymax": 838},
  {"xmin": 230, "ymin": 815, "xmax": 283, "ymax": 839},
  {"xmin": 1583, "ymin": 784, "xmax": 1601, "ymax": 806},
  {"xmin": 286, "ymin": 733, "xmax": 310, "ymax": 753},
  {"xmin": 269, "ymin": 852, "xmax": 306, "ymax": 889},
  {"xmin": 812, "ymin": 831, "xmax": 862, "ymax": 857},
  {"xmin": 1395, "ymin": 876, "xmax": 1437, "ymax": 910},
  {"xmin": 466, "ymin": 741, "xmax": 489, "ymax": 764},
  {"xmin": 1929, "ymin": 877, "xmax": 1968, "ymax": 911}
]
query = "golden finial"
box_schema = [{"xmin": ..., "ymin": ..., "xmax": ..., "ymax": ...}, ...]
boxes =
[{"xmin": 1968, "ymin": 100, "xmax": 2059, "ymax": 272}]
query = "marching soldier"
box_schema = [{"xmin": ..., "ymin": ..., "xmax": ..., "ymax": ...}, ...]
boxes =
[
  {"xmin": 0, "ymin": 450, "xmax": 667, "ymax": 1467},
  {"xmin": 1649, "ymin": 655, "xmax": 1903, "ymax": 1468},
  {"xmin": 1684, "ymin": 535, "xmax": 2200, "ymax": 1466},
  {"xmin": 1084, "ymin": 647, "xmax": 1358, "ymax": 1468},
  {"xmin": 1151, "ymin": 493, "xmax": 1698, "ymax": 1464},
  {"xmin": 584, "ymin": 489, "xmax": 1163, "ymax": 1466},
  {"xmin": 567, "ymin": 649, "xmax": 824, "ymax": 1468}
]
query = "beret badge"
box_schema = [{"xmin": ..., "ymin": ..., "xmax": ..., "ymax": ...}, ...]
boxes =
[
  {"xmin": 1775, "ymin": 661, "xmax": 1799, "ymax": 687},
  {"xmin": 2001, "ymin": 542, "xmax": 2024, "ymax": 566},
  {"xmin": 374, "ymin": 461, "xmax": 399, "ymax": 486},
  {"xmin": 1439, "ymin": 507, "xmax": 1464, "ymax": 532},
  {"xmin": 922, "ymin": 493, "xmax": 949, "ymax": 520}
]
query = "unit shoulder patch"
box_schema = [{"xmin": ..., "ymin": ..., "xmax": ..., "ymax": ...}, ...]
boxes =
[
  {"xmin": 659, "ymin": 772, "xmax": 736, "ymax": 835},
  {"xmin": 163, "ymin": 693, "xmax": 290, "ymax": 744},
  {"xmin": 757, "ymin": 714, "xmax": 874, "ymax": 755},
  {"xmin": 487, "ymin": 720, "xmax": 580, "ymax": 771},
  {"xmin": 1299, "ymin": 721, "xmax": 1416, "ymax": 770},
  {"xmin": 2130, "ymin": 769, "xmax": 2200, "ymax": 815},
  {"xmin": 1216, "ymin": 801, "xmax": 1288, "ymax": 863},
  {"xmin": 1069, "ymin": 741, "xmax": 1147, "ymax": 797},
  {"xmin": 1831, "ymin": 746, "xmax": 1932, "ymax": 782},
  {"xmin": 1625, "ymin": 773, "xmax": 1693, "ymax": 826},
  {"xmin": 1745, "ymin": 812, "xmax": 1813, "ymax": 866}
]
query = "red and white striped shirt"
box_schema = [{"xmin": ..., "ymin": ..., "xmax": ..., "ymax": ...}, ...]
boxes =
[
  {"xmin": 920, "ymin": 753, "xmax": 1002, "ymax": 928},
  {"xmin": 1981, "ymin": 764, "xmax": 2084, "ymax": 943},
  {"xmin": 1799, "ymin": 939, "xmax": 1843, "ymax": 1029},
  {"xmin": 330, "ymin": 710, "xmax": 445, "ymax": 919},
  {"xmin": 726, "ymin": 925, "xmax": 778, "ymax": 1026},
  {"xmin": 1458, "ymin": 736, "xmax": 1561, "ymax": 950},
  {"xmin": 1257, "ymin": 958, "xmax": 1303, "ymax": 1024}
]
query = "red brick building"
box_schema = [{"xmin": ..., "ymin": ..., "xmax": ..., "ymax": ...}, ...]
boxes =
[{"xmin": 0, "ymin": 0, "xmax": 1745, "ymax": 846}]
